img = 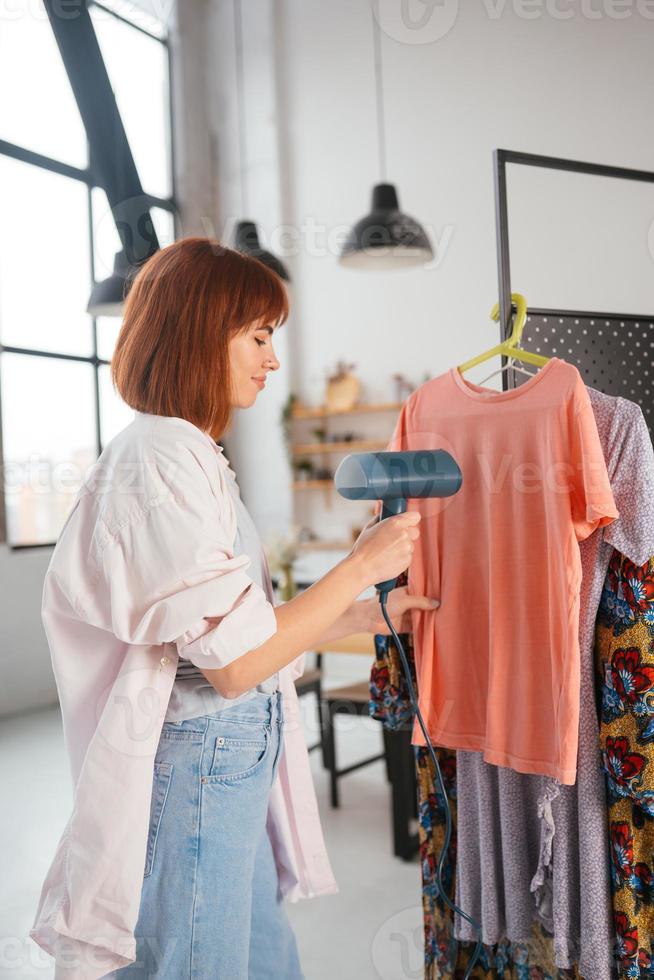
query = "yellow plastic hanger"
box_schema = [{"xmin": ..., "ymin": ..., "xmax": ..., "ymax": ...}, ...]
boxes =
[{"xmin": 457, "ymin": 293, "xmax": 550, "ymax": 374}]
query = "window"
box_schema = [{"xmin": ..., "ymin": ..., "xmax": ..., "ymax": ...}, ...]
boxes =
[{"xmin": 0, "ymin": 0, "xmax": 176, "ymax": 547}]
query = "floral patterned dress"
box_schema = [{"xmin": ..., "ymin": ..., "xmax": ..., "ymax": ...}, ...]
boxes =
[{"xmin": 596, "ymin": 550, "xmax": 654, "ymax": 978}]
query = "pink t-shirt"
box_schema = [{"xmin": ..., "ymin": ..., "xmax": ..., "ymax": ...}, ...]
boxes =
[{"xmin": 386, "ymin": 357, "xmax": 619, "ymax": 784}]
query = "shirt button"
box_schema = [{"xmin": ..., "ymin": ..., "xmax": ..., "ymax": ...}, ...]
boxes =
[{"xmin": 160, "ymin": 656, "xmax": 170, "ymax": 665}]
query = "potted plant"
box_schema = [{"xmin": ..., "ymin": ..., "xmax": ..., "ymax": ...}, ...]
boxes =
[
  {"xmin": 295, "ymin": 458, "xmax": 314, "ymax": 481},
  {"xmin": 264, "ymin": 526, "xmax": 302, "ymax": 601},
  {"xmin": 325, "ymin": 361, "xmax": 360, "ymax": 412},
  {"xmin": 281, "ymin": 393, "xmax": 299, "ymax": 461}
]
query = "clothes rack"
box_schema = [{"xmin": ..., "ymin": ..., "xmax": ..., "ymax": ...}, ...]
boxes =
[{"xmin": 493, "ymin": 148, "xmax": 654, "ymax": 434}]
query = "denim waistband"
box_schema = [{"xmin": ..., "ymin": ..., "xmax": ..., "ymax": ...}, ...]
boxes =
[{"xmin": 162, "ymin": 689, "xmax": 282, "ymax": 734}]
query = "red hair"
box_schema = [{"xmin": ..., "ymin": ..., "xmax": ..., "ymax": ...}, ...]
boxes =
[{"xmin": 111, "ymin": 237, "xmax": 289, "ymax": 441}]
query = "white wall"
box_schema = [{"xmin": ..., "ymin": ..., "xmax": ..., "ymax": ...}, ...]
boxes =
[
  {"xmin": 0, "ymin": 547, "xmax": 55, "ymax": 716},
  {"xmin": 204, "ymin": 0, "xmax": 294, "ymax": 539}
]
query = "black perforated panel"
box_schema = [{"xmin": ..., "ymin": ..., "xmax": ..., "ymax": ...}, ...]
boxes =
[{"xmin": 508, "ymin": 308, "xmax": 654, "ymax": 435}]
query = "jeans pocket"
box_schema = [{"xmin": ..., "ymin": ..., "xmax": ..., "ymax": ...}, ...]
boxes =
[
  {"xmin": 144, "ymin": 761, "xmax": 173, "ymax": 878},
  {"xmin": 271, "ymin": 713, "xmax": 285, "ymax": 781},
  {"xmin": 204, "ymin": 725, "xmax": 271, "ymax": 783}
]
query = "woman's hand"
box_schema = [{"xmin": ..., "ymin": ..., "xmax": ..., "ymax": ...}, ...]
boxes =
[
  {"xmin": 354, "ymin": 585, "xmax": 440, "ymax": 635},
  {"xmin": 347, "ymin": 512, "xmax": 422, "ymax": 591}
]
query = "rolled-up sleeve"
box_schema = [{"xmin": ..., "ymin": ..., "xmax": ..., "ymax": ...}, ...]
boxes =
[
  {"xmin": 82, "ymin": 438, "xmax": 278, "ymax": 671},
  {"xmin": 175, "ymin": 575, "xmax": 278, "ymax": 669}
]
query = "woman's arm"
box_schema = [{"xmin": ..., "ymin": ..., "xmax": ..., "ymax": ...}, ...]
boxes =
[
  {"xmin": 200, "ymin": 553, "xmax": 365, "ymax": 697},
  {"xmin": 199, "ymin": 513, "xmax": 423, "ymax": 698},
  {"xmin": 307, "ymin": 586, "xmax": 441, "ymax": 647}
]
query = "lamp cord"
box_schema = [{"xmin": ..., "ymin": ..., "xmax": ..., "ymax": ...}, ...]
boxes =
[
  {"xmin": 371, "ymin": 3, "xmax": 387, "ymax": 183},
  {"xmin": 379, "ymin": 590, "xmax": 482, "ymax": 978},
  {"xmin": 234, "ymin": 0, "xmax": 248, "ymax": 217}
]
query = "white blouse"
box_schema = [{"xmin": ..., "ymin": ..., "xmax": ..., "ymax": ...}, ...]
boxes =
[{"xmin": 164, "ymin": 451, "xmax": 280, "ymax": 722}]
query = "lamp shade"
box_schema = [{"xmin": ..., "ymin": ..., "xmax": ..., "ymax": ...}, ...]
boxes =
[
  {"xmin": 87, "ymin": 249, "xmax": 132, "ymax": 317},
  {"xmin": 233, "ymin": 220, "xmax": 290, "ymax": 282},
  {"xmin": 339, "ymin": 183, "xmax": 433, "ymax": 270}
]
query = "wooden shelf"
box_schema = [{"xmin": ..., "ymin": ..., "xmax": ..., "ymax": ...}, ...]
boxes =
[
  {"xmin": 289, "ymin": 398, "xmax": 395, "ymax": 538},
  {"xmin": 292, "ymin": 438, "xmax": 386, "ymax": 456},
  {"xmin": 291, "ymin": 401, "xmax": 402, "ymax": 420},
  {"xmin": 292, "ymin": 480, "xmax": 333, "ymax": 490},
  {"xmin": 297, "ymin": 539, "xmax": 352, "ymax": 550},
  {"xmin": 314, "ymin": 633, "xmax": 376, "ymax": 655}
]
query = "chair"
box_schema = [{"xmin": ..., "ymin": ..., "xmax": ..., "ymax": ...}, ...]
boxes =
[
  {"xmin": 297, "ymin": 627, "xmax": 419, "ymax": 859},
  {"xmin": 322, "ymin": 681, "xmax": 419, "ymax": 858},
  {"xmin": 322, "ymin": 680, "xmax": 388, "ymax": 808},
  {"xmin": 294, "ymin": 653, "xmax": 325, "ymax": 758},
  {"xmin": 275, "ymin": 578, "xmax": 326, "ymax": 759}
]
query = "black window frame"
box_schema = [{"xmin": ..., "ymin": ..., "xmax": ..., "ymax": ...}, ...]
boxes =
[{"xmin": 0, "ymin": 0, "xmax": 177, "ymax": 550}]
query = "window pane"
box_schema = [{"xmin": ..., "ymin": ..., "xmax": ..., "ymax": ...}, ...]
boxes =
[
  {"xmin": 0, "ymin": 0, "xmax": 87, "ymax": 169},
  {"xmin": 91, "ymin": 187, "xmax": 122, "ymax": 285},
  {"xmin": 96, "ymin": 316, "xmax": 123, "ymax": 362},
  {"xmin": 99, "ymin": 363, "xmax": 134, "ymax": 445},
  {"xmin": 1, "ymin": 354, "xmax": 97, "ymax": 546},
  {"xmin": 89, "ymin": 1, "xmax": 168, "ymax": 39},
  {"xmin": 89, "ymin": 7, "xmax": 172, "ymax": 199},
  {"xmin": 0, "ymin": 157, "xmax": 93, "ymax": 356},
  {"xmin": 151, "ymin": 207, "xmax": 176, "ymax": 248}
]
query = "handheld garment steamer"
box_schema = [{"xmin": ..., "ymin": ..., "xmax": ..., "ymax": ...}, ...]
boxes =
[{"xmin": 334, "ymin": 450, "xmax": 482, "ymax": 977}]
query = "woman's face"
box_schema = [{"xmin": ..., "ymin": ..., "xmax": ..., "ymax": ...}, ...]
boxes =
[{"xmin": 228, "ymin": 315, "xmax": 281, "ymax": 408}]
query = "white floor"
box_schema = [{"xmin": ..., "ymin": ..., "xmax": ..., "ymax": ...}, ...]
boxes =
[
  {"xmin": 286, "ymin": 694, "xmax": 424, "ymax": 980},
  {"xmin": 0, "ymin": 670, "xmax": 424, "ymax": 980}
]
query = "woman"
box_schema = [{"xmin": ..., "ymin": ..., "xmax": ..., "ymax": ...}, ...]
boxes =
[{"xmin": 30, "ymin": 238, "xmax": 436, "ymax": 979}]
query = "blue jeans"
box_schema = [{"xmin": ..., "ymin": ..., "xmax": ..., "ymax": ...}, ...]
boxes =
[{"xmin": 105, "ymin": 690, "xmax": 304, "ymax": 979}]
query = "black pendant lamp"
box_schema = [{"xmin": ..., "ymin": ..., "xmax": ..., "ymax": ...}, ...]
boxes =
[
  {"xmin": 340, "ymin": 183, "xmax": 434, "ymax": 270},
  {"xmin": 234, "ymin": 220, "xmax": 290, "ymax": 281},
  {"xmin": 86, "ymin": 248, "xmax": 133, "ymax": 316},
  {"xmin": 230, "ymin": 0, "xmax": 290, "ymax": 282},
  {"xmin": 339, "ymin": 7, "xmax": 433, "ymax": 270}
]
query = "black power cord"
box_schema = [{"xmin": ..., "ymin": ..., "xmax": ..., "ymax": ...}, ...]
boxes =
[{"xmin": 379, "ymin": 590, "xmax": 482, "ymax": 978}]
